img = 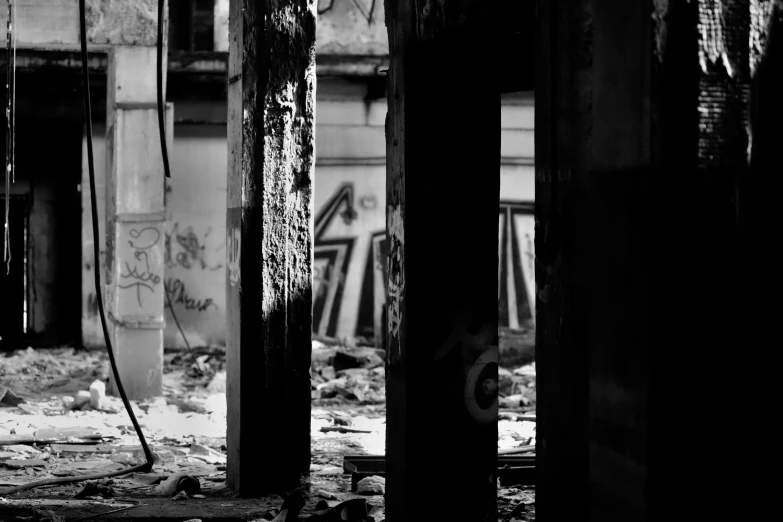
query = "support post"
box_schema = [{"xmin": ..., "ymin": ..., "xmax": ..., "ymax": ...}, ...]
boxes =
[
  {"xmin": 105, "ymin": 45, "xmax": 172, "ymax": 400},
  {"xmin": 383, "ymin": 2, "xmax": 500, "ymax": 520},
  {"xmin": 225, "ymin": 0, "xmax": 316, "ymax": 496},
  {"xmin": 536, "ymin": 0, "xmax": 757, "ymax": 520}
]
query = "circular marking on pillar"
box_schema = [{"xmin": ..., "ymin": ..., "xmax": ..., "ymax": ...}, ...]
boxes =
[{"xmin": 465, "ymin": 349, "xmax": 498, "ymax": 424}]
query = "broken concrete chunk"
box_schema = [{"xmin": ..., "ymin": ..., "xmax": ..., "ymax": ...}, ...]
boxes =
[
  {"xmin": 499, "ymin": 394, "xmax": 525, "ymax": 408},
  {"xmin": 155, "ymin": 472, "xmax": 201, "ymax": 497},
  {"xmin": 17, "ymin": 403, "xmax": 44, "ymax": 415},
  {"xmin": 189, "ymin": 443, "xmax": 226, "ymax": 464},
  {"xmin": 61, "ymin": 396, "xmax": 75, "ymax": 410},
  {"xmin": 313, "ymin": 465, "xmax": 344, "ymax": 475},
  {"xmin": 316, "ymin": 489, "xmax": 337, "ymax": 499},
  {"xmin": 89, "ymin": 379, "xmax": 106, "ymax": 409},
  {"xmin": 71, "ymin": 390, "xmax": 92, "ymax": 410},
  {"xmin": 356, "ymin": 475, "xmax": 385, "ymax": 495},
  {"xmin": 206, "ymin": 371, "xmax": 227, "ymax": 393},
  {"xmin": 0, "ymin": 384, "xmax": 25, "ymax": 406},
  {"xmin": 171, "ymin": 490, "xmax": 189, "ymax": 500},
  {"xmin": 74, "ymin": 479, "xmax": 114, "ymax": 499},
  {"xmin": 2, "ymin": 458, "xmax": 48, "ymax": 469},
  {"xmin": 321, "ymin": 365, "xmax": 336, "ymax": 380}
]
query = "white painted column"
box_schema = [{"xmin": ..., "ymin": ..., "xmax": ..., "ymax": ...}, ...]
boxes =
[
  {"xmin": 214, "ymin": 0, "xmax": 229, "ymax": 52},
  {"xmin": 104, "ymin": 45, "xmax": 173, "ymax": 399}
]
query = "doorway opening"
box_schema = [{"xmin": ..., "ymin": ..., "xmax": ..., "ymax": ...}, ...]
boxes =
[{"xmin": 0, "ymin": 195, "xmax": 29, "ymax": 349}]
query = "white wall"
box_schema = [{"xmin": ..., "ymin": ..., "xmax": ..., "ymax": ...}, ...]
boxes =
[
  {"xmin": 83, "ymin": 91, "xmax": 536, "ymax": 348},
  {"xmin": 162, "ymin": 126, "xmax": 228, "ymax": 348},
  {"xmin": 81, "ymin": 124, "xmax": 228, "ymax": 348}
]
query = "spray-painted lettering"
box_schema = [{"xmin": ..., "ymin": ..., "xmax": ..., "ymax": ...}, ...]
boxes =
[
  {"xmin": 118, "ymin": 227, "xmax": 162, "ymax": 308},
  {"xmin": 165, "ymin": 277, "xmax": 218, "ymax": 313}
]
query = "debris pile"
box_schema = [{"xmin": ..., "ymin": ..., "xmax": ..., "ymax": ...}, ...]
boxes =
[
  {"xmin": 498, "ymin": 485, "xmax": 536, "ymax": 522},
  {"xmin": 498, "ymin": 363, "xmax": 536, "ymax": 411},
  {"xmin": 311, "ymin": 342, "xmax": 386, "ymax": 404},
  {"xmin": 1, "ymin": 343, "xmax": 537, "ymax": 521}
]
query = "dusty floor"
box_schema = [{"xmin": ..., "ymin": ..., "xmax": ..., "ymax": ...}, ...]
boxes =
[{"xmin": 1, "ymin": 343, "xmax": 536, "ymax": 521}]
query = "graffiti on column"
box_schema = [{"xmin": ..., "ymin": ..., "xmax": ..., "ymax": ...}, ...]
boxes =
[
  {"xmin": 433, "ymin": 309, "xmax": 498, "ymax": 424},
  {"xmin": 498, "ymin": 201, "xmax": 535, "ymax": 329},
  {"xmin": 118, "ymin": 227, "xmax": 162, "ymax": 308}
]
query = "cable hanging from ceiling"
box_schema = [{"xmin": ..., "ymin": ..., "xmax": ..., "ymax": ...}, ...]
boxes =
[{"xmin": 3, "ymin": 0, "xmax": 16, "ymax": 276}]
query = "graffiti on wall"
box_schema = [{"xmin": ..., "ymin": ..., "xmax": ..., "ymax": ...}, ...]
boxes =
[
  {"xmin": 165, "ymin": 277, "xmax": 218, "ymax": 313},
  {"xmin": 165, "ymin": 223, "xmax": 223, "ymax": 272},
  {"xmin": 498, "ymin": 201, "xmax": 536, "ymax": 329},
  {"xmin": 313, "ymin": 185, "xmax": 536, "ymax": 343},
  {"xmin": 118, "ymin": 226, "xmax": 162, "ymax": 308},
  {"xmin": 313, "ymin": 182, "xmax": 388, "ymax": 341},
  {"xmin": 164, "ymin": 222, "xmax": 223, "ymax": 313}
]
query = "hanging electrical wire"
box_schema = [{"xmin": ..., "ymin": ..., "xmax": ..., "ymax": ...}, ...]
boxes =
[
  {"xmin": 0, "ymin": 0, "xmax": 206, "ymax": 496},
  {"xmin": 156, "ymin": 0, "xmax": 204, "ymax": 377},
  {"xmin": 3, "ymin": 0, "xmax": 15, "ymax": 276},
  {"xmin": 0, "ymin": 0, "xmax": 156, "ymax": 496}
]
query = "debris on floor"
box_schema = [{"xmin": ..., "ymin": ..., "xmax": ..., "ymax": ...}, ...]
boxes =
[
  {"xmin": 1, "ymin": 343, "xmax": 537, "ymax": 521},
  {"xmin": 498, "ymin": 485, "xmax": 536, "ymax": 522}
]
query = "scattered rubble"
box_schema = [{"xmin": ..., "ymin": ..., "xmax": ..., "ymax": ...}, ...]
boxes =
[
  {"xmin": 356, "ymin": 475, "xmax": 385, "ymax": 495},
  {"xmin": 1, "ymin": 342, "xmax": 537, "ymax": 521}
]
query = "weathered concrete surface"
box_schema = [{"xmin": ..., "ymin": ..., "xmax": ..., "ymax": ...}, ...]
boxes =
[
  {"xmin": 0, "ymin": 0, "xmax": 80, "ymax": 48},
  {"xmin": 226, "ymin": 0, "xmax": 316, "ymax": 496},
  {"xmin": 214, "ymin": 0, "xmax": 388, "ymax": 55},
  {"xmin": 383, "ymin": 0, "xmax": 502, "ymax": 520},
  {"xmin": 86, "ymin": 0, "xmax": 161, "ymax": 46},
  {"xmin": 104, "ymin": 46, "xmax": 171, "ymax": 400},
  {"xmin": 315, "ymin": 0, "xmax": 388, "ymax": 55},
  {"xmin": 0, "ymin": 0, "xmax": 162, "ymax": 49}
]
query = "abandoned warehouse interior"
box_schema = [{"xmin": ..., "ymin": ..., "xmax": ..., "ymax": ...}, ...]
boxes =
[{"xmin": 1, "ymin": 0, "xmax": 782, "ymax": 521}]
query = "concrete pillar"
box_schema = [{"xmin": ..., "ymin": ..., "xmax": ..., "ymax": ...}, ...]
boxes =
[
  {"xmin": 535, "ymin": 0, "xmax": 769, "ymax": 520},
  {"xmin": 743, "ymin": 2, "xmax": 783, "ymax": 515},
  {"xmin": 105, "ymin": 45, "xmax": 172, "ymax": 400},
  {"xmin": 383, "ymin": 2, "xmax": 501, "ymax": 520},
  {"xmin": 225, "ymin": 0, "xmax": 316, "ymax": 496}
]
